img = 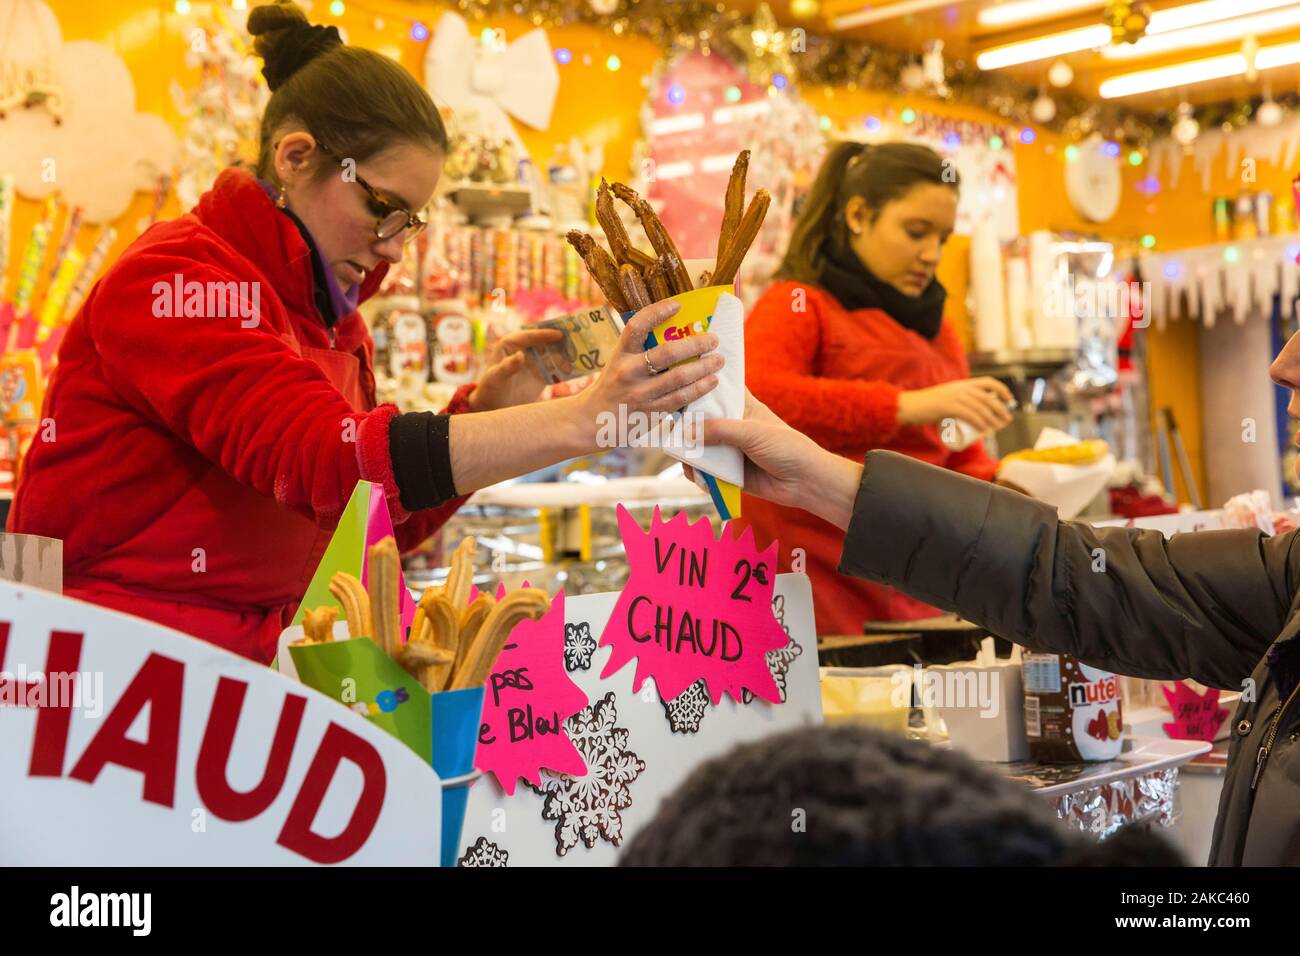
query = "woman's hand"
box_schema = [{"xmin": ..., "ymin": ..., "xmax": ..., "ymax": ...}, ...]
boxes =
[
  {"xmin": 897, "ymin": 376, "xmax": 1014, "ymax": 432},
  {"xmin": 466, "ymin": 328, "xmax": 563, "ymax": 412},
  {"xmin": 692, "ymin": 390, "xmax": 864, "ymax": 530},
  {"xmin": 567, "ymin": 299, "xmax": 723, "ymax": 448},
  {"xmin": 446, "ymin": 302, "xmax": 721, "ymax": 497}
]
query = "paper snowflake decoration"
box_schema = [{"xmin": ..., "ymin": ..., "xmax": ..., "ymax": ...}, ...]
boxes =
[
  {"xmin": 743, "ymin": 593, "xmax": 803, "ymax": 704},
  {"xmin": 457, "ymin": 836, "xmax": 509, "ymax": 867},
  {"xmin": 564, "ymin": 620, "xmax": 597, "ymax": 672},
  {"xmin": 529, "ymin": 692, "xmax": 645, "ymax": 856},
  {"xmin": 662, "ymin": 678, "xmax": 711, "ymax": 734}
]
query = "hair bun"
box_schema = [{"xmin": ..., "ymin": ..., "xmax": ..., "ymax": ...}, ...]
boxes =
[{"xmin": 248, "ymin": 2, "xmax": 342, "ymax": 92}]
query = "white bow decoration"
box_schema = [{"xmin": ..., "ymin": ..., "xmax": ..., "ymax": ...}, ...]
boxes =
[{"xmin": 424, "ymin": 11, "xmax": 559, "ymax": 147}]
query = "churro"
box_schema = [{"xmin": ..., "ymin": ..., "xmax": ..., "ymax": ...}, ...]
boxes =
[
  {"xmin": 716, "ymin": 149, "xmax": 749, "ymax": 263},
  {"xmin": 443, "ymin": 537, "xmax": 477, "ymax": 614},
  {"xmin": 300, "ymin": 606, "xmax": 338, "ymax": 644},
  {"xmin": 456, "ymin": 592, "xmax": 494, "ymax": 678},
  {"xmin": 712, "ymin": 188, "xmax": 770, "ymax": 285},
  {"xmin": 571, "ymin": 151, "xmax": 763, "ymax": 295},
  {"xmin": 658, "ymin": 252, "xmax": 691, "ymax": 296},
  {"xmin": 451, "ymin": 588, "xmax": 550, "ymax": 690},
  {"xmin": 368, "ymin": 537, "xmax": 401, "ymax": 657},
  {"xmin": 416, "ymin": 590, "xmax": 461, "ymax": 692},
  {"xmin": 610, "ymin": 182, "xmax": 692, "ymax": 292},
  {"xmin": 596, "ymin": 179, "xmax": 655, "ymax": 271},
  {"xmin": 620, "ymin": 263, "xmax": 651, "ymax": 310},
  {"xmin": 328, "ymin": 572, "xmax": 372, "ymax": 640},
  {"xmin": 565, "ymin": 230, "xmax": 629, "ymax": 311},
  {"xmin": 644, "ymin": 257, "xmax": 672, "ymax": 302}
]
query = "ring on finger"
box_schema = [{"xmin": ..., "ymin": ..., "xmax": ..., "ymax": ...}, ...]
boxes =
[{"xmin": 644, "ymin": 351, "xmax": 661, "ymax": 376}]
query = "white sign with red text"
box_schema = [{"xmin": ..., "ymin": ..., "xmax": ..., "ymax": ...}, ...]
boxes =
[{"xmin": 0, "ymin": 582, "xmax": 441, "ymax": 865}]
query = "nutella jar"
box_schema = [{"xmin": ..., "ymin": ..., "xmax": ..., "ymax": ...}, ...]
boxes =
[{"xmin": 1022, "ymin": 653, "xmax": 1123, "ymax": 762}]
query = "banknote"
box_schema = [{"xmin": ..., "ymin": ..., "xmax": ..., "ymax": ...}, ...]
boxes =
[{"xmin": 525, "ymin": 304, "xmax": 624, "ymax": 384}]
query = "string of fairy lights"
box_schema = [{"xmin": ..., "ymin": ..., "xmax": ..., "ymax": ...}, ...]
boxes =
[
  {"xmin": 161, "ymin": 0, "xmax": 1300, "ymax": 152},
  {"xmin": 156, "ymin": 0, "xmax": 1300, "ymax": 256}
]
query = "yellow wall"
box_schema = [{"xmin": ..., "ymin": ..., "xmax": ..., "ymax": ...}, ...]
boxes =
[{"xmin": 10, "ymin": 0, "xmax": 1242, "ymax": 502}]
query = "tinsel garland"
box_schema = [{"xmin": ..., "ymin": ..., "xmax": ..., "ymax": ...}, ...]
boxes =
[{"xmin": 439, "ymin": 0, "xmax": 1293, "ymax": 147}]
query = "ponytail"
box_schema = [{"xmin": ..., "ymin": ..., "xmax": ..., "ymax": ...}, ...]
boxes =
[{"xmin": 775, "ymin": 141, "xmax": 866, "ymax": 285}]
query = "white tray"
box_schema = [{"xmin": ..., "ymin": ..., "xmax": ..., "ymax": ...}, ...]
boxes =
[
  {"xmin": 468, "ymin": 474, "xmax": 707, "ymax": 509},
  {"xmin": 999, "ymin": 735, "xmax": 1212, "ymax": 797}
]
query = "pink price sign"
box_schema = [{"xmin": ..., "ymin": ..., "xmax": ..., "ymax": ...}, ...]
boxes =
[
  {"xmin": 474, "ymin": 586, "xmax": 588, "ymax": 795},
  {"xmin": 599, "ymin": 506, "xmax": 789, "ymax": 705},
  {"xmin": 1161, "ymin": 682, "xmax": 1229, "ymax": 742}
]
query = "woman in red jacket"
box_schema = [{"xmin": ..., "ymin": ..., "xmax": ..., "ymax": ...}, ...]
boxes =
[
  {"xmin": 7, "ymin": 2, "xmax": 722, "ymax": 663},
  {"xmin": 742, "ymin": 141, "xmax": 1013, "ymax": 635}
]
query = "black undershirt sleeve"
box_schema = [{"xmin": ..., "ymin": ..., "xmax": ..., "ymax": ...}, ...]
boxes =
[{"xmin": 388, "ymin": 411, "xmax": 459, "ymax": 510}]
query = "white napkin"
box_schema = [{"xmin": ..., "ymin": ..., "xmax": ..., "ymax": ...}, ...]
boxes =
[
  {"xmin": 998, "ymin": 427, "xmax": 1115, "ymax": 519},
  {"xmin": 662, "ymin": 291, "xmax": 745, "ymax": 490}
]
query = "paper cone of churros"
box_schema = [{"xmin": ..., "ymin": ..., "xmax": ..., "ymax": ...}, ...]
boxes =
[
  {"xmin": 278, "ymin": 515, "xmax": 551, "ymax": 865},
  {"xmin": 565, "ymin": 152, "xmax": 765, "ymax": 520}
]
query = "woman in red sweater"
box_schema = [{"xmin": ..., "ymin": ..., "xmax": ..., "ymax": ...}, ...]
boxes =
[
  {"xmin": 7, "ymin": 2, "xmax": 721, "ymax": 663},
  {"xmin": 742, "ymin": 142, "xmax": 1014, "ymax": 635}
]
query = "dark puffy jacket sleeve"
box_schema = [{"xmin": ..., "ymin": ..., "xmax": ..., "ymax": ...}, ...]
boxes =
[{"xmin": 837, "ymin": 451, "xmax": 1299, "ymax": 689}]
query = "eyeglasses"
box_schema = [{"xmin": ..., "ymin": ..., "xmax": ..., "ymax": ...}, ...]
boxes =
[{"xmin": 314, "ymin": 138, "xmax": 427, "ymax": 242}]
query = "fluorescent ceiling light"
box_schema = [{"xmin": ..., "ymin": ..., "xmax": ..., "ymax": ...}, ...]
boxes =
[
  {"xmin": 1255, "ymin": 38, "xmax": 1300, "ymax": 66},
  {"xmin": 978, "ymin": 0, "xmax": 1300, "ymax": 70},
  {"xmin": 1099, "ymin": 33, "xmax": 1300, "ymax": 96},
  {"xmin": 1098, "ymin": 52, "xmax": 1245, "ymax": 96},
  {"xmin": 1145, "ymin": 0, "xmax": 1298, "ymax": 33},
  {"xmin": 1102, "ymin": 5, "xmax": 1300, "ymax": 60},
  {"xmin": 831, "ymin": 0, "xmax": 953, "ymax": 30},
  {"xmin": 977, "ymin": 25, "xmax": 1109, "ymax": 69},
  {"xmin": 978, "ymin": 0, "xmax": 1100, "ymax": 29}
]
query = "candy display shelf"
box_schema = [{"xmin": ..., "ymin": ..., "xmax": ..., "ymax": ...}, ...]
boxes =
[
  {"xmin": 967, "ymin": 348, "xmax": 1077, "ymax": 380},
  {"xmin": 447, "ymin": 182, "xmax": 535, "ymax": 223}
]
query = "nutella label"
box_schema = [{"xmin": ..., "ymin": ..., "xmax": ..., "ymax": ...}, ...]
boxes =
[{"xmin": 1069, "ymin": 674, "xmax": 1120, "ymax": 706}]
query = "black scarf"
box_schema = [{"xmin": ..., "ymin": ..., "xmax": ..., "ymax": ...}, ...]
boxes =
[{"xmin": 817, "ymin": 229, "xmax": 947, "ymax": 339}]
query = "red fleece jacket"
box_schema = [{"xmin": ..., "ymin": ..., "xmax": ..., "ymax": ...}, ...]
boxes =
[
  {"xmin": 737, "ymin": 280, "xmax": 1000, "ymax": 635},
  {"xmin": 9, "ymin": 169, "xmax": 471, "ymax": 662}
]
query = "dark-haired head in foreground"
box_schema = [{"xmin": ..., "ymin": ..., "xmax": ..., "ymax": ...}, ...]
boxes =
[{"xmin": 620, "ymin": 725, "xmax": 1186, "ymax": 867}]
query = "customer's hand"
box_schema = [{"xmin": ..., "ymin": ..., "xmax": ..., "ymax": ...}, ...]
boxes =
[
  {"xmin": 568, "ymin": 298, "xmax": 723, "ymax": 446},
  {"xmin": 467, "ymin": 328, "xmax": 563, "ymax": 412},
  {"xmin": 897, "ymin": 377, "xmax": 1014, "ymax": 432},
  {"xmin": 690, "ymin": 389, "xmax": 863, "ymax": 530}
]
